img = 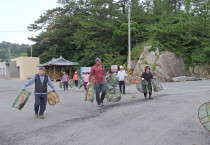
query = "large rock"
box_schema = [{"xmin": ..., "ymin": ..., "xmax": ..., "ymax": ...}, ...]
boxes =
[
  {"xmin": 171, "ymin": 76, "xmax": 187, "ymax": 82},
  {"xmin": 144, "ymin": 51, "xmax": 157, "ymax": 65},
  {"xmin": 133, "ymin": 46, "xmax": 185, "ymax": 82}
]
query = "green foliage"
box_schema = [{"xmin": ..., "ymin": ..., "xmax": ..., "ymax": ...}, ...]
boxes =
[
  {"xmin": 0, "ymin": 41, "xmax": 30, "ymax": 62},
  {"xmin": 27, "ymin": 0, "xmax": 210, "ymax": 70}
]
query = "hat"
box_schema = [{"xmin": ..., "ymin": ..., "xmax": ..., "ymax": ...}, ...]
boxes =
[
  {"xmin": 63, "ymin": 72, "xmax": 66, "ymax": 74},
  {"xmin": 120, "ymin": 66, "xmax": 123, "ymax": 69},
  {"xmin": 75, "ymin": 72, "xmax": 77, "ymax": 73},
  {"xmin": 145, "ymin": 66, "xmax": 150, "ymax": 71},
  {"xmin": 39, "ymin": 66, "xmax": 46, "ymax": 71},
  {"xmin": 95, "ymin": 58, "xmax": 102, "ymax": 63}
]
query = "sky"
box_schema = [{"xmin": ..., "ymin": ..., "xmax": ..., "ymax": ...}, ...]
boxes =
[{"xmin": 0, "ymin": 0, "xmax": 60, "ymax": 45}]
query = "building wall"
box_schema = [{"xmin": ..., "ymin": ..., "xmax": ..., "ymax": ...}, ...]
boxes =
[
  {"xmin": 11, "ymin": 57, "xmax": 39, "ymax": 79},
  {"xmin": 0, "ymin": 62, "xmax": 19, "ymax": 78},
  {"xmin": 0, "ymin": 62, "xmax": 6, "ymax": 78},
  {"xmin": 5, "ymin": 62, "xmax": 19, "ymax": 78}
]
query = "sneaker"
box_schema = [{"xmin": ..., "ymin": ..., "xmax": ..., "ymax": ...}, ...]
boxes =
[
  {"xmin": 35, "ymin": 113, "xmax": 38, "ymax": 117},
  {"xmin": 123, "ymin": 92, "xmax": 126, "ymax": 94},
  {"xmin": 149, "ymin": 96, "xmax": 152, "ymax": 99},
  {"xmin": 101, "ymin": 103, "xmax": 104, "ymax": 106},
  {"xmin": 98, "ymin": 104, "xmax": 102, "ymax": 107},
  {"xmin": 39, "ymin": 115, "xmax": 45, "ymax": 119}
]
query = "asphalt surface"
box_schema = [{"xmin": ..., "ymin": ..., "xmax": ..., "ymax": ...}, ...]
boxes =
[{"xmin": 0, "ymin": 79, "xmax": 210, "ymax": 145}]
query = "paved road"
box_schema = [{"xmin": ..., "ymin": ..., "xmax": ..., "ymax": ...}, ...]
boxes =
[{"xmin": 0, "ymin": 79, "xmax": 210, "ymax": 145}]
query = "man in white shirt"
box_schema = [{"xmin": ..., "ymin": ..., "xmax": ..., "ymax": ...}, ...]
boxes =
[{"xmin": 117, "ymin": 66, "xmax": 127, "ymax": 94}]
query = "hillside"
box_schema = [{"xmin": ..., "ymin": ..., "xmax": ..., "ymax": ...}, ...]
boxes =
[{"xmin": 0, "ymin": 41, "xmax": 30, "ymax": 62}]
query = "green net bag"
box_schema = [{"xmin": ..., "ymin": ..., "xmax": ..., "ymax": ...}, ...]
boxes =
[
  {"xmin": 12, "ymin": 90, "xmax": 31, "ymax": 110},
  {"xmin": 68, "ymin": 79, "xmax": 75, "ymax": 88},
  {"xmin": 106, "ymin": 88, "xmax": 121, "ymax": 102},
  {"xmin": 151, "ymin": 79, "xmax": 163, "ymax": 92}
]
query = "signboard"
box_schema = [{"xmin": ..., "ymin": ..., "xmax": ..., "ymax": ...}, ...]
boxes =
[
  {"xmin": 80, "ymin": 67, "xmax": 92, "ymax": 73},
  {"xmin": 111, "ymin": 65, "xmax": 118, "ymax": 72}
]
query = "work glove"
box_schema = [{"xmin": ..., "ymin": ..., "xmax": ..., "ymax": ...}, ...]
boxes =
[
  {"xmin": 87, "ymin": 82, "xmax": 90, "ymax": 87},
  {"xmin": 141, "ymin": 78, "xmax": 145, "ymax": 81},
  {"xmin": 53, "ymin": 90, "xmax": 56, "ymax": 92},
  {"xmin": 22, "ymin": 89, "xmax": 26, "ymax": 91}
]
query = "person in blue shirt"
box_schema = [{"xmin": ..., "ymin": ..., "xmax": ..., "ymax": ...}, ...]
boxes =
[{"xmin": 22, "ymin": 66, "xmax": 55, "ymax": 119}]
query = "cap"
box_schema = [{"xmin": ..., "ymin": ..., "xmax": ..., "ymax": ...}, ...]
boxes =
[
  {"xmin": 95, "ymin": 58, "xmax": 102, "ymax": 63},
  {"xmin": 145, "ymin": 66, "xmax": 150, "ymax": 70},
  {"xmin": 120, "ymin": 66, "xmax": 123, "ymax": 69},
  {"xmin": 75, "ymin": 72, "xmax": 77, "ymax": 73},
  {"xmin": 39, "ymin": 66, "xmax": 46, "ymax": 71}
]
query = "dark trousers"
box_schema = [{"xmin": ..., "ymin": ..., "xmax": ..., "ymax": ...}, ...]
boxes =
[
  {"xmin": 94, "ymin": 82, "xmax": 106, "ymax": 105},
  {"xmin": 84, "ymin": 82, "xmax": 88, "ymax": 91},
  {"xmin": 34, "ymin": 94, "xmax": 47, "ymax": 116},
  {"xmin": 75, "ymin": 80, "xmax": 78, "ymax": 87},
  {"xmin": 119, "ymin": 81, "xmax": 125, "ymax": 93},
  {"xmin": 144, "ymin": 82, "xmax": 152, "ymax": 97},
  {"xmin": 63, "ymin": 82, "xmax": 68, "ymax": 90}
]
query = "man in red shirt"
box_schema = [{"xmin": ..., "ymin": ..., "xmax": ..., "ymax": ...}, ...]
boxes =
[{"xmin": 89, "ymin": 58, "xmax": 108, "ymax": 107}]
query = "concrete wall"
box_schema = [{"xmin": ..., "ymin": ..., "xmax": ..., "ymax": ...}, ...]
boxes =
[
  {"xmin": 0, "ymin": 62, "xmax": 19, "ymax": 78},
  {"xmin": 0, "ymin": 62, "xmax": 6, "ymax": 78},
  {"xmin": 11, "ymin": 57, "xmax": 39, "ymax": 79},
  {"xmin": 5, "ymin": 62, "xmax": 19, "ymax": 78}
]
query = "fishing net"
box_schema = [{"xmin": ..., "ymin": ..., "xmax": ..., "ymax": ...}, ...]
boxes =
[
  {"xmin": 85, "ymin": 79, "xmax": 95, "ymax": 103},
  {"xmin": 136, "ymin": 81, "xmax": 150, "ymax": 93},
  {"xmin": 47, "ymin": 90, "xmax": 60, "ymax": 106},
  {"xmin": 59, "ymin": 81, "xmax": 62, "ymax": 88},
  {"xmin": 106, "ymin": 88, "xmax": 121, "ymax": 102},
  {"xmin": 12, "ymin": 90, "xmax": 31, "ymax": 110},
  {"xmin": 151, "ymin": 79, "xmax": 163, "ymax": 92},
  {"xmin": 78, "ymin": 80, "xmax": 84, "ymax": 89},
  {"xmin": 198, "ymin": 102, "xmax": 210, "ymax": 131},
  {"xmin": 106, "ymin": 76, "xmax": 119, "ymax": 88},
  {"xmin": 68, "ymin": 79, "xmax": 75, "ymax": 88}
]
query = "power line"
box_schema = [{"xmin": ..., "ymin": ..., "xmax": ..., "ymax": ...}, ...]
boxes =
[{"xmin": 0, "ymin": 31, "xmax": 36, "ymax": 32}]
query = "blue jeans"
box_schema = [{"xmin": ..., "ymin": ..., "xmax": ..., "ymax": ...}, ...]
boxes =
[{"xmin": 34, "ymin": 94, "xmax": 47, "ymax": 116}]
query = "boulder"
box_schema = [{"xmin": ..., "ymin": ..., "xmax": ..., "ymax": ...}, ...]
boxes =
[
  {"xmin": 144, "ymin": 51, "xmax": 157, "ymax": 65},
  {"xmin": 171, "ymin": 76, "xmax": 187, "ymax": 82},
  {"xmin": 133, "ymin": 46, "xmax": 185, "ymax": 82},
  {"xmin": 187, "ymin": 76, "xmax": 198, "ymax": 81}
]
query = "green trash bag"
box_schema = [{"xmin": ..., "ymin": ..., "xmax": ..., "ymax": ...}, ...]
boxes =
[
  {"xmin": 136, "ymin": 81, "xmax": 148, "ymax": 93},
  {"xmin": 107, "ymin": 76, "xmax": 119, "ymax": 88},
  {"xmin": 151, "ymin": 79, "xmax": 163, "ymax": 92},
  {"xmin": 106, "ymin": 88, "xmax": 121, "ymax": 102},
  {"xmin": 78, "ymin": 80, "xmax": 84, "ymax": 89},
  {"xmin": 12, "ymin": 90, "xmax": 31, "ymax": 110},
  {"xmin": 68, "ymin": 79, "xmax": 75, "ymax": 88}
]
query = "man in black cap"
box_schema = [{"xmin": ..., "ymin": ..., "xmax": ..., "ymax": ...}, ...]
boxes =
[{"xmin": 22, "ymin": 66, "xmax": 55, "ymax": 119}]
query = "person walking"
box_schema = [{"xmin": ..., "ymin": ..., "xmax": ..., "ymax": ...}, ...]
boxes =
[
  {"xmin": 141, "ymin": 66, "xmax": 157, "ymax": 99},
  {"xmin": 61, "ymin": 72, "xmax": 69, "ymax": 91},
  {"xmin": 22, "ymin": 66, "xmax": 55, "ymax": 119},
  {"xmin": 83, "ymin": 72, "xmax": 89, "ymax": 91},
  {"xmin": 88, "ymin": 58, "xmax": 108, "ymax": 107},
  {"xmin": 117, "ymin": 65, "xmax": 127, "ymax": 94},
  {"xmin": 73, "ymin": 72, "xmax": 79, "ymax": 87}
]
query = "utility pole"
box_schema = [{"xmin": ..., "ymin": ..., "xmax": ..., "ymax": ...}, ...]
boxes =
[
  {"xmin": 31, "ymin": 46, "xmax": 33, "ymax": 57},
  {"xmin": 127, "ymin": 2, "xmax": 131, "ymax": 70}
]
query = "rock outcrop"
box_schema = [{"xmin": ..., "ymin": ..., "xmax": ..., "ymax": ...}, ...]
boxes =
[
  {"xmin": 188, "ymin": 65, "xmax": 210, "ymax": 79},
  {"xmin": 133, "ymin": 46, "xmax": 185, "ymax": 82}
]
